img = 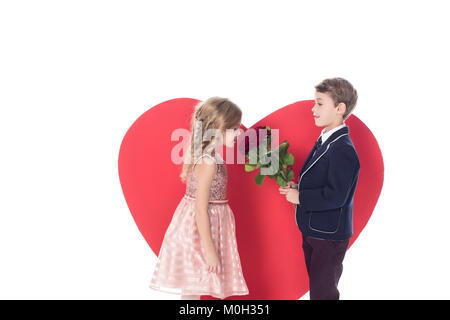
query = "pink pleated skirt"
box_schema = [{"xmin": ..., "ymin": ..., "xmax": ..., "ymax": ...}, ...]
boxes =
[{"xmin": 149, "ymin": 195, "xmax": 249, "ymax": 299}]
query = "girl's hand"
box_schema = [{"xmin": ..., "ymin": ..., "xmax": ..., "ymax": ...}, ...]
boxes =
[{"xmin": 205, "ymin": 248, "xmax": 221, "ymax": 274}]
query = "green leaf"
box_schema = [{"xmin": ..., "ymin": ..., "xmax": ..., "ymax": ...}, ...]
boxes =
[
  {"xmin": 276, "ymin": 175, "xmax": 287, "ymax": 187},
  {"xmin": 280, "ymin": 170, "xmax": 288, "ymax": 181},
  {"xmin": 245, "ymin": 163, "xmax": 258, "ymax": 172},
  {"xmin": 255, "ymin": 173, "xmax": 265, "ymax": 186},
  {"xmin": 284, "ymin": 152, "xmax": 294, "ymax": 166},
  {"xmin": 278, "ymin": 140, "xmax": 289, "ymax": 157},
  {"xmin": 287, "ymin": 169, "xmax": 294, "ymax": 180}
]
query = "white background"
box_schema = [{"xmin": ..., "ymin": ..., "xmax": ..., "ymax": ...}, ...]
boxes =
[{"xmin": 1, "ymin": 0, "xmax": 449, "ymax": 299}]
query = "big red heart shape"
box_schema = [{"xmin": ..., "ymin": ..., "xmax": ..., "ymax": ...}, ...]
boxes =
[{"xmin": 118, "ymin": 98, "xmax": 384, "ymax": 300}]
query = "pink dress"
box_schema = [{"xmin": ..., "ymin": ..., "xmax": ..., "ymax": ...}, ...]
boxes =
[{"xmin": 149, "ymin": 153, "xmax": 249, "ymax": 299}]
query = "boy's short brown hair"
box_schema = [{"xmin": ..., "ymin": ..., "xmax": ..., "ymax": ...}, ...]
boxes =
[{"xmin": 315, "ymin": 78, "xmax": 358, "ymax": 120}]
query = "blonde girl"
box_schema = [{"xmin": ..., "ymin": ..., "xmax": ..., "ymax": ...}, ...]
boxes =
[{"xmin": 149, "ymin": 97, "xmax": 249, "ymax": 300}]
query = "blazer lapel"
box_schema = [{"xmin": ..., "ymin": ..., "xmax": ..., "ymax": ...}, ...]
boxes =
[{"xmin": 299, "ymin": 126, "xmax": 350, "ymax": 178}]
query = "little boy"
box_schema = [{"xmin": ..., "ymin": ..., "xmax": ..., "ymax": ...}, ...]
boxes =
[{"xmin": 280, "ymin": 78, "xmax": 360, "ymax": 300}]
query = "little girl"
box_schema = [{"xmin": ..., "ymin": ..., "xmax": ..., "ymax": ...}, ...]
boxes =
[{"xmin": 149, "ymin": 97, "xmax": 249, "ymax": 300}]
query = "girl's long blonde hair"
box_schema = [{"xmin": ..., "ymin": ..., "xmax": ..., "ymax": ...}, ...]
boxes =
[{"xmin": 180, "ymin": 97, "xmax": 242, "ymax": 183}]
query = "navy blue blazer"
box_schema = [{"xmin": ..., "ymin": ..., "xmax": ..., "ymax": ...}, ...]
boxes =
[{"xmin": 295, "ymin": 125, "xmax": 360, "ymax": 240}]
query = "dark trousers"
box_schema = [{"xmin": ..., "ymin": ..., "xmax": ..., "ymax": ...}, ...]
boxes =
[{"xmin": 302, "ymin": 234, "xmax": 349, "ymax": 300}]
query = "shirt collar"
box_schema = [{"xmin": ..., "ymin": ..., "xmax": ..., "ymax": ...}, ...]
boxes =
[{"xmin": 320, "ymin": 122, "xmax": 347, "ymax": 144}]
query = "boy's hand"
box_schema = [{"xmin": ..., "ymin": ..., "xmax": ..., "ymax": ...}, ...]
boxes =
[
  {"xmin": 279, "ymin": 181, "xmax": 300, "ymax": 204},
  {"xmin": 285, "ymin": 188, "xmax": 300, "ymax": 205},
  {"xmin": 287, "ymin": 181, "xmax": 298, "ymax": 189},
  {"xmin": 279, "ymin": 181, "xmax": 298, "ymax": 195}
]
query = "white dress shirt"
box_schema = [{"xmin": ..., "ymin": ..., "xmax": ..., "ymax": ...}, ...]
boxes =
[{"xmin": 319, "ymin": 122, "xmax": 346, "ymax": 144}]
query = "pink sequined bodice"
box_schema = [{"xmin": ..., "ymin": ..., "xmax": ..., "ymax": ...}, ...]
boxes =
[{"xmin": 185, "ymin": 154, "xmax": 228, "ymax": 201}]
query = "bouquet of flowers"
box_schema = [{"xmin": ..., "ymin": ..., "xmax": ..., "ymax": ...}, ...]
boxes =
[{"xmin": 241, "ymin": 126, "xmax": 295, "ymax": 187}]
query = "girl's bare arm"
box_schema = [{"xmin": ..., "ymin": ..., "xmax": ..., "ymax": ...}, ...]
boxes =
[{"xmin": 193, "ymin": 157, "xmax": 217, "ymax": 254}]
